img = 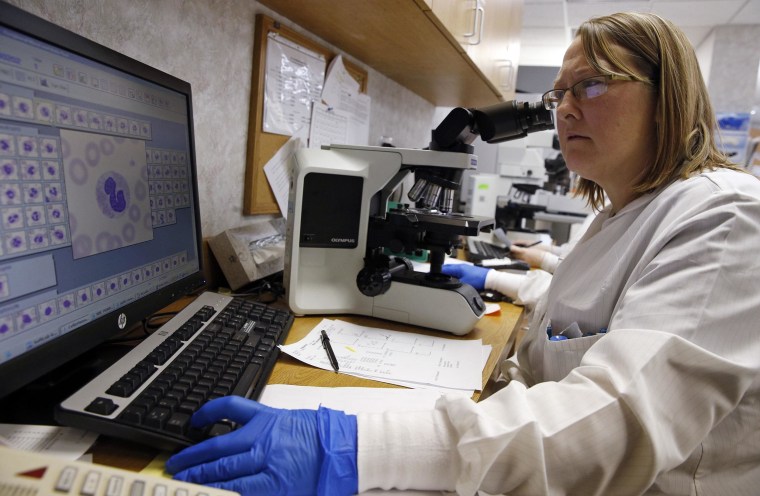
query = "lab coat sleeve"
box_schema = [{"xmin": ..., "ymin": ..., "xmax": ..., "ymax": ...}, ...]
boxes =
[
  {"xmin": 357, "ymin": 408, "xmax": 460, "ymax": 491},
  {"xmin": 486, "ymin": 269, "xmax": 552, "ymax": 308},
  {"xmin": 538, "ymin": 252, "xmax": 561, "ymax": 273}
]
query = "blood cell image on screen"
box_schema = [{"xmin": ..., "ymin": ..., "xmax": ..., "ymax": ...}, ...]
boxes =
[{"xmin": 60, "ymin": 130, "xmax": 153, "ymax": 259}]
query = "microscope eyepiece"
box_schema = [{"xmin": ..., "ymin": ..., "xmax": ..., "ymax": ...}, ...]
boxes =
[
  {"xmin": 429, "ymin": 99, "xmax": 554, "ymax": 152},
  {"xmin": 472, "ymin": 100, "xmax": 554, "ymax": 144}
]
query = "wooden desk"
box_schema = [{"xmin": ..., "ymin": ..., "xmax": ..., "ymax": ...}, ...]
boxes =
[
  {"xmin": 84, "ymin": 297, "xmax": 524, "ymax": 470},
  {"xmin": 269, "ymin": 301, "xmax": 523, "ymax": 401}
]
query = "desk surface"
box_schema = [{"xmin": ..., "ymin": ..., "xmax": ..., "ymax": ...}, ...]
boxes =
[
  {"xmin": 0, "ymin": 294, "xmax": 523, "ymax": 471},
  {"xmin": 269, "ymin": 302, "xmax": 523, "ymax": 401}
]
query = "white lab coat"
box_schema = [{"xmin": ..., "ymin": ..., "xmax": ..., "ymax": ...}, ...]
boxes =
[{"xmin": 357, "ymin": 168, "xmax": 760, "ymax": 495}]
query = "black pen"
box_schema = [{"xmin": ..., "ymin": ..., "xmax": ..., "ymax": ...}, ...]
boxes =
[
  {"xmin": 320, "ymin": 330, "xmax": 340, "ymax": 372},
  {"xmin": 516, "ymin": 240, "xmax": 542, "ymax": 248}
]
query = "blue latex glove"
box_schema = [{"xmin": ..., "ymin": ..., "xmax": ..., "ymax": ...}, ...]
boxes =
[
  {"xmin": 165, "ymin": 396, "xmax": 358, "ymax": 496},
  {"xmin": 440, "ymin": 263, "xmax": 491, "ymax": 291}
]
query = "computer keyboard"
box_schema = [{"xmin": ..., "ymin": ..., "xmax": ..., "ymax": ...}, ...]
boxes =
[
  {"xmin": 0, "ymin": 445, "xmax": 240, "ymax": 496},
  {"xmin": 466, "ymin": 238, "xmax": 511, "ymax": 261},
  {"xmin": 56, "ymin": 291, "xmax": 294, "ymax": 451}
]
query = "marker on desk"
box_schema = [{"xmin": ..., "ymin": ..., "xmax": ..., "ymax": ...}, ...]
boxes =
[{"xmin": 320, "ymin": 330, "xmax": 340, "ymax": 372}]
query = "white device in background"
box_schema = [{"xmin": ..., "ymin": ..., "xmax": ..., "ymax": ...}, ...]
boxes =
[{"xmin": 0, "ymin": 445, "xmax": 239, "ymax": 496}]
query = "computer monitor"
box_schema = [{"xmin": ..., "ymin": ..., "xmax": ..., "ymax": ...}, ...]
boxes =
[{"xmin": 0, "ymin": 3, "xmax": 206, "ymax": 398}]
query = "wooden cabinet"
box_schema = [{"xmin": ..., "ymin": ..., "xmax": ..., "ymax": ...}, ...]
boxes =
[
  {"xmin": 257, "ymin": 0, "xmax": 524, "ymax": 108},
  {"xmin": 431, "ymin": 0, "xmax": 523, "ymax": 100}
]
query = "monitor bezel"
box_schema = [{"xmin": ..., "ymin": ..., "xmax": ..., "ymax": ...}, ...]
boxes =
[{"xmin": 0, "ymin": 2, "xmax": 207, "ymax": 398}]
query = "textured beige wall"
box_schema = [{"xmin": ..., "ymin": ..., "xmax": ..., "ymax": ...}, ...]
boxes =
[
  {"xmin": 8, "ymin": 0, "xmax": 436, "ymax": 237},
  {"xmin": 707, "ymin": 24, "xmax": 760, "ymax": 115}
]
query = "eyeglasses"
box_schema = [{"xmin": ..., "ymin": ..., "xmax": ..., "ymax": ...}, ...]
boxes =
[{"xmin": 542, "ymin": 74, "xmax": 645, "ymax": 110}]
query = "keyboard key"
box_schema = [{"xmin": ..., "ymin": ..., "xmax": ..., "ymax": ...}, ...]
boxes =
[{"xmin": 85, "ymin": 397, "xmax": 118, "ymax": 415}]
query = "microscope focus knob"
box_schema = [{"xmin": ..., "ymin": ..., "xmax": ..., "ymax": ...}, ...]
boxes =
[{"xmin": 356, "ymin": 268, "xmax": 392, "ymax": 297}]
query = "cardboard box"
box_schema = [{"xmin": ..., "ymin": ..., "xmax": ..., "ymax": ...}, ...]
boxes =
[{"xmin": 208, "ymin": 218, "xmax": 286, "ymax": 290}]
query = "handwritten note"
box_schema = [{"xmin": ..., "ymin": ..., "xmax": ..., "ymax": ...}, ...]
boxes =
[{"xmin": 280, "ymin": 319, "xmax": 485, "ymax": 392}]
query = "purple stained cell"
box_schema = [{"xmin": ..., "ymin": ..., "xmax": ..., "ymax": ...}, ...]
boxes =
[
  {"xmin": 63, "ymin": 299, "xmax": 71, "ymax": 308},
  {"xmin": 105, "ymin": 177, "xmax": 126, "ymax": 212},
  {"xmin": 23, "ymin": 141, "xmax": 33, "ymax": 152},
  {"xmin": 0, "ymin": 140, "xmax": 9, "ymax": 151},
  {"xmin": 47, "ymin": 165, "xmax": 56, "ymax": 176},
  {"xmin": 41, "ymin": 107, "xmax": 50, "ymax": 117},
  {"xmin": 6, "ymin": 189, "xmax": 15, "ymax": 200},
  {"xmin": 22, "ymin": 314, "xmax": 32, "ymax": 324},
  {"xmin": 19, "ymin": 102, "xmax": 29, "ymax": 113},
  {"xmin": 81, "ymin": 293, "xmax": 88, "ymax": 302},
  {"xmin": 97, "ymin": 172, "xmax": 129, "ymax": 218},
  {"xmin": 33, "ymin": 234, "xmax": 44, "ymax": 244},
  {"xmin": 8, "ymin": 213, "xmax": 18, "ymax": 224},
  {"xmin": 110, "ymin": 282, "xmax": 116, "ymax": 290},
  {"xmin": 27, "ymin": 165, "xmax": 36, "ymax": 176},
  {"xmin": 3, "ymin": 164, "xmax": 13, "ymax": 175},
  {"xmin": 0, "ymin": 323, "xmax": 8, "ymax": 333},
  {"xmin": 54, "ymin": 229, "xmax": 64, "ymax": 240},
  {"xmin": 52, "ymin": 209, "xmax": 61, "ymax": 219},
  {"xmin": 45, "ymin": 143, "xmax": 54, "ymax": 153},
  {"xmin": 135, "ymin": 273, "xmax": 140, "ymax": 281},
  {"xmin": 31, "ymin": 211, "xmax": 40, "ymax": 221},
  {"xmin": 45, "ymin": 306, "xmax": 53, "ymax": 316},
  {"xmin": 60, "ymin": 110, "xmax": 69, "ymax": 120},
  {"xmin": 28, "ymin": 187, "xmax": 39, "ymax": 199},
  {"xmin": 122, "ymin": 277, "xmax": 128, "ymax": 285},
  {"xmin": 11, "ymin": 236, "xmax": 22, "ymax": 248}
]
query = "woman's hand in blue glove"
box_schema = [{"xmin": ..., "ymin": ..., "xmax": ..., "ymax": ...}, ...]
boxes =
[
  {"xmin": 165, "ymin": 396, "xmax": 358, "ymax": 496},
  {"xmin": 440, "ymin": 264, "xmax": 491, "ymax": 291}
]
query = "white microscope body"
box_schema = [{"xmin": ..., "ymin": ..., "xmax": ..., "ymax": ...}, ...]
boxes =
[
  {"xmin": 285, "ymin": 145, "xmax": 491, "ymax": 334},
  {"xmin": 285, "ymin": 101, "xmax": 554, "ymax": 335}
]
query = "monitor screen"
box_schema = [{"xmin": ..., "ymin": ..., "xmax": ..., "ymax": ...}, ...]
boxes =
[{"xmin": 0, "ymin": 3, "xmax": 206, "ymax": 398}]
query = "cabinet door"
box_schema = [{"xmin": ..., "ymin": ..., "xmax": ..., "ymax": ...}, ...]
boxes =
[
  {"xmin": 431, "ymin": 0, "xmax": 485, "ymax": 47},
  {"xmin": 467, "ymin": 0, "xmax": 523, "ymax": 100},
  {"xmin": 431, "ymin": 0, "xmax": 523, "ymax": 100}
]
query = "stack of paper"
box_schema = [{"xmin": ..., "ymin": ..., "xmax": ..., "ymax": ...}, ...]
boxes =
[{"xmin": 279, "ymin": 319, "xmax": 490, "ymax": 395}]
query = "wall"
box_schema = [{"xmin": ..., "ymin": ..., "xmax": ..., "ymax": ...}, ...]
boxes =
[
  {"xmin": 706, "ymin": 24, "xmax": 760, "ymax": 115},
  {"xmin": 7, "ymin": 0, "xmax": 436, "ymax": 237}
]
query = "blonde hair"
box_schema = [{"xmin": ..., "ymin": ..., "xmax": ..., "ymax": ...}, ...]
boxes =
[{"xmin": 573, "ymin": 12, "xmax": 739, "ymax": 210}]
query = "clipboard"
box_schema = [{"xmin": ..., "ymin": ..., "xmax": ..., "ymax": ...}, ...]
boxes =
[{"xmin": 244, "ymin": 14, "xmax": 368, "ymax": 215}]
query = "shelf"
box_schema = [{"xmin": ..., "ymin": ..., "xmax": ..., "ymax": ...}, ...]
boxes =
[{"xmin": 257, "ymin": 0, "xmax": 506, "ymax": 108}]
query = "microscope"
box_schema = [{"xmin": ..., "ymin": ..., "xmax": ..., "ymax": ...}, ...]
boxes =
[{"xmin": 284, "ymin": 100, "xmax": 553, "ymax": 335}]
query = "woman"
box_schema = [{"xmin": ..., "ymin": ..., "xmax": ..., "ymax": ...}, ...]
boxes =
[{"xmin": 166, "ymin": 12, "xmax": 760, "ymax": 495}]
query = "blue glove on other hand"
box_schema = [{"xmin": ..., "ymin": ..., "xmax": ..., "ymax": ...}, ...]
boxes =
[
  {"xmin": 165, "ymin": 396, "xmax": 358, "ymax": 496},
  {"xmin": 440, "ymin": 264, "xmax": 491, "ymax": 291}
]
